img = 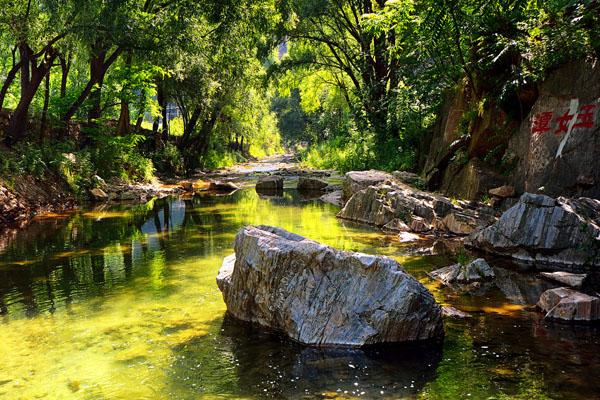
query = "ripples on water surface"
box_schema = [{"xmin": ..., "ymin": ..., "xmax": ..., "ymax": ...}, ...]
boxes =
[{"xmin": 0, "ymin": 189, "xmax": 599, "ymax": 399}]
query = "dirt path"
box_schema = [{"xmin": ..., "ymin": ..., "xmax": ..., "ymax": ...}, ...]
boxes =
[{"xmin": 221, "ymin": 153, "xmax": 300, "ymax": 174}]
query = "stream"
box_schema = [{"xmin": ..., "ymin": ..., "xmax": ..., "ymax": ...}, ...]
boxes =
[{"xmin": 0, "ymin": 175, "xmax": 599, "ymax": 399}]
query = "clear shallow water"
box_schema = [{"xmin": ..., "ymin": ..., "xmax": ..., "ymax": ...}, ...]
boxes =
[{"xmin": 0, "ymin": 189, "xmax": 599, "ymax": 399}]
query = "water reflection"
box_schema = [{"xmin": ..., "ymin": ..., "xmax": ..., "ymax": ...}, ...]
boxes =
[
  {"xmin": 170, "ymin": 316, "xmax": 443, "ymax": 399},
  {"xmin": 0, "ymin": 189, "xmax": 599, "ymax": 399}
]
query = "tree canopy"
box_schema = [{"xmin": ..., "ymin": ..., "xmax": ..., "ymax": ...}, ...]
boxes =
[{"xmin": 0, "ymin": 0, "xmax": 598, "ymax": 179}]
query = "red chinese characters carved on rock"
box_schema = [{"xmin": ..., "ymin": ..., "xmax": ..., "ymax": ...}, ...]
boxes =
[
  {"xmin": 531, "ymin": 104, "xmax": 597, "ymax": 136},
  {"xmin": 531, "ymin": 112, "xmax": 553, "ymax": 135},
  {"xmin": 574, "ymin": 104, "xmax": 597, "ymax": 129}
]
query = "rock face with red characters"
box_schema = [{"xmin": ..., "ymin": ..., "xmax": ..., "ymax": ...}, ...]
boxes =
[
  {"xmin": 506, "ymin": 60, "xmax": 600, "ymax": 199},
  {"xmin": 423, "ymin": 60, "xmax": 600, "ymax": 201}
]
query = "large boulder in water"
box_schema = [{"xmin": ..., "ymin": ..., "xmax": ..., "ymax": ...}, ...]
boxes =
[
  {"xmin": 467, "ymin": 193, "xmax": 600, "ymax": 267},
  {"xmin": 217, "ymin": 225, "xmax": 444, "ymax": 347}
]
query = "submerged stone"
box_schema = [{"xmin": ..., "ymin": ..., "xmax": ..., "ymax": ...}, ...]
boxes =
[
  {"xmin": 442, "ymin": 306, "xmax": 471, "ymax": 319},
  {"xmin": 319, "ymin": 190, "xmax": 342, "ymax": 207},
  {"xmin": 217, "ymin": 225, "xmax": 444, "ymax": 347}
]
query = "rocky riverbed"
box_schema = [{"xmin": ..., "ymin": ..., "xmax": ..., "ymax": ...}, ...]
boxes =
[
  {"xmin": 3, "ymin": 166, "xmax": 600, "ymax": 398},
  {"xmin": 4, "ymin": 154, "xmax": 600, "ymax": 328}
]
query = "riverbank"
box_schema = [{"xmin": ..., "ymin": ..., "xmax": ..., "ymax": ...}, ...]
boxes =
[{"xmin": 0, "ymin": 153, "xmax": 336, "ymax": 234}]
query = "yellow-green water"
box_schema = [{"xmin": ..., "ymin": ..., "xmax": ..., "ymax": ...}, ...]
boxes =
[{"xmin": 0, "ymin": 189, "xmax": 599, "ymax": 399}]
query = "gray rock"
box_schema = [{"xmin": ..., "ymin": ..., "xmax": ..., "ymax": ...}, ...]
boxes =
[
  {"xmin": 256, "ymin": 176, "xmax": 284, "ymax": 193},
  {"xmin": 338, "ymin": 185, "xmax": 396, "ymax": 227},
  {"xmin": 433, "ymin": 198, "xmax": 454, "ymax": 217},
  {"xmin": 91, "ymin": 175, "xmax": 107, "ymax": 189},
  {"xmin": 217, "ymin": 225, "xmax": 444, "ymax": 346},
  {"xmin": 342, "ymin": 170, "xmax": 394, "ymax": 203},
  {"xmin": 119, "ymin": 191, "xmax": 138, "ymax": 201},
  {"xmin": 489, "ymin": 185, "xmax": 515, "ymax": 198},
  {"xmin": 537, "ymin": 287, "xmax": 600, "ymax": 321},
  {"xmin": 506, "ymin": 60, "xmax": 600, "ymax": 199},
  {"xmin": 393, "ymin": 171, "xmax": 424, "ymax": 187},
  {"xmin": 90, "ymin": 188, "xmax": 108, "ymax": 201},
  {"xmin": 410, "ymin": 216, "xmax": 432, "ymax": 233},
  {"xmin": 467, "ymin": 193, "xmax": 600, "ymax": 267},
  {"xmin": 0, "ymin": 185, "xmax": 27, "ymax": 224},
  {"xmin": 439, "ymin": 211, "xmax": 481, "ymax": 235},
  {"xmin": 319, "ymin": 190, "xmax": 342, "ymax": 207},
  {"xmin": 429, "ymin": 258, "xmax": 495, "ymax": 285},
  {"xmin": 382, "ymin": 218, "xmax": 411, "ymax": 232},
  {"xmin": 209, "ymin": 180, "xmax": 240, "ymax": 193},
  {"xmin": 338, "ymin": 181, "xmax": 495, "ymax": 235},
  {"xmin": 297, "ymin": 177, "xmax": 328, "ymax": 192},
  {"xmin": 540, "ymin": 272, "xmax": 587, "ymax": 289}
]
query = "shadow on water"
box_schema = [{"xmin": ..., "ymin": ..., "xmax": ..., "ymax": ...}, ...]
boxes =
[{"xmin": 169, "ymin": 315, "xmax": 443, "ymax": 399}]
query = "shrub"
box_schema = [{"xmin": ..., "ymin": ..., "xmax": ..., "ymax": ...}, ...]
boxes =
[
  {"xmin": 153, "ymin": 143, "xmax": 185, "ymax": 176},
  {"xmin": 87, "ymin": 130, "xmax": 155, "ymax": 183}
]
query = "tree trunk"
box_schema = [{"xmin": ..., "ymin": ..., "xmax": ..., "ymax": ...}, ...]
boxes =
[
  {"xmin": 40, "ymin": 69, "xmax": 51, "ymax": 139},
  {"xmin": 117, "ymin": 101, "xmax": 130, "ymax": 135},
  {"xmin": 181, "ymin": 102, "xmax": 222, "ymax": 172},
  {"xmin": 6, "ymin": 47, "xmax": 56, "ymax": 142},
  {"xmin": 63, "ymin": 47, "xmax": 122, "ymax": 122},
  {"xmin": 182, "ymin": 105, "xmax": 202, "ymax": 143},
  {"xmin": 157, "ymin": 83, "xmax": 168, "ymax": 142},
  {"xmin": 0, "ymin": 60, "xmax": 22, "ymax": 110},
  {"xmin": 88, "ymin": 51, "xmax": 107, "ymax": 122},
  {"xmin": 117, "ymin": 53, "xmax": 133, "ymax": 135},
  {"xmin": 58, "ymin": 53, "xmax": 71, "ymax": 98},
  {"xmin": 135, "ymin": 115, "xmax": 144, "ymax": 131}
]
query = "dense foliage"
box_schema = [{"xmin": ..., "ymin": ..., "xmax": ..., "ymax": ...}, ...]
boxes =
[
  {"xmin": 0, "ymin": 0, "xmax": 282, "ymax": 183},
  {"xmin": 1, "ymin": 0, "xmax": 598, "ymax": 182},
  {"xmin": 270, "ymin": 0, "xmax": 600, "ymax": 171}
]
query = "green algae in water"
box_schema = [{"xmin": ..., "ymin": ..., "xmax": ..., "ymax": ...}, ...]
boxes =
[{"xmin": 0, "ymin": 189, "xmax": 599, "ymax": 399}]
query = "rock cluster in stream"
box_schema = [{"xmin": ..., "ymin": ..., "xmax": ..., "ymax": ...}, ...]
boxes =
[
  {"xmin": 338, "ymin": 171, "xmax": 496, "ymax": 235},
  {"xmin": 89, "ymin": 175, "xmax": 185, "ymax": 203},
  {"xmin": 467, "ymin": 193, "xmax": 600, "ymax": 267},
  {"xmin": 337, "ymin": 169, "xmax": 600, "ymax": 270},
  {"xmin": 217, "ymin": 225, "xmax": 444, "ymax": 347}
]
